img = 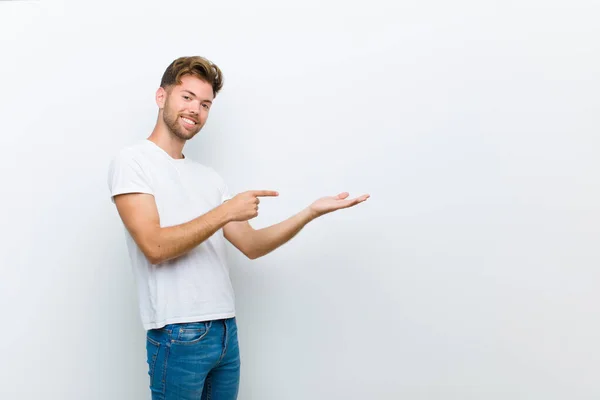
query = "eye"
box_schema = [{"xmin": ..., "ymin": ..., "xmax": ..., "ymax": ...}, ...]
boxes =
[
  {"xmin": 183, "ymin": 96, "xmax": 191, "ymax": 100},
  {"xmin": 202, "ymin": 104, "xmax": 210, "ymax": 110}
]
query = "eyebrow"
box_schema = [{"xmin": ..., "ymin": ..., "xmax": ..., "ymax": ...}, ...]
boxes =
[{"xmin": 182, "ymin": 89, "xmax": 212, "ymax": 103}]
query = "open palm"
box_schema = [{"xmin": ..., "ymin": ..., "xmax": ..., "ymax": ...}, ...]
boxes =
[{"xmin": 309, "ymin": 192, "xmax": 370, "ymax": 216}]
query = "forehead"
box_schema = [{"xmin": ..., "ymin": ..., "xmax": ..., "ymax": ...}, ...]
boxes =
[{"xmin": 175, "ymin": 75, "xmax": 214, "ymax": 99}]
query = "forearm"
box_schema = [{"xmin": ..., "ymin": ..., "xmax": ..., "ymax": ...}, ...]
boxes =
[
  {"xmin": 249, "ymin": 207, "xmax": 318, "ymax": 259},
  {"xmin": 147, "ymin": 206, "xmax": 231, "ymax": 264}
]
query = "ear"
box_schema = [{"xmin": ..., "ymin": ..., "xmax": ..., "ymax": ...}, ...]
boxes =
[{"xmin": 156, "ymin": 87, "xmax": 167, "ymax": 109}]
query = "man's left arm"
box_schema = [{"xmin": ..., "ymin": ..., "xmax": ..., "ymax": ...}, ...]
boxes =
[{"xmin": 223, "ymin": 192, "xmax": 370, "ymax": 260}]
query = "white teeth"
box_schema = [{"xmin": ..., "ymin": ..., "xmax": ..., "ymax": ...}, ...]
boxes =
[{"xmin": 181, "ymin": 117, "xmax": 196, "ymax": 125}]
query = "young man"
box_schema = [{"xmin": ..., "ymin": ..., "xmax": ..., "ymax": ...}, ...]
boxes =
[{"xmin": 107, "ymin": 56, "xmax": 369, "ymax": 400}]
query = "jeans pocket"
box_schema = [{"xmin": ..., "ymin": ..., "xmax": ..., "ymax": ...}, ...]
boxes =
[
  {"xmin": 146, "ymin": 335, "xmax": 165, "ymax": 395},
  {"xmin": 171, "ymin": 321, "xmax": 212, "ymax": 345}
]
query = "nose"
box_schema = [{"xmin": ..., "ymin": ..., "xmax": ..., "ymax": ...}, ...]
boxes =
[{"xmin": 189, "ymin": 100, "xmax": 201, "ymax": 115}]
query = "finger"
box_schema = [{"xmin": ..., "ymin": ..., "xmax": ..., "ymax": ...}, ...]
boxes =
[
  {"xmin": 256, "ymin": 198, "xmax": 260, "ymax": 205},
  {"xmin": 336, "ymin": 193, "xmax": 368, "ymax": 203},
  {"xmin": 251, "ymin": 190, "xmax": 279, "ymax": 197},
  {"xmin": 342, "ymin": 196, "xmax": 369, "ymax": 208},
  {"xmin": 347, "ymin": 194, "xmax": 369, "ymax": 202},
  {"xmin": 353, "ymin": 195, "xmax": 370, "ymax": 204}
]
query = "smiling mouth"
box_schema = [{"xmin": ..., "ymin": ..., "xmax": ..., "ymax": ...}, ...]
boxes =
[{"xmin": 181, "ymin": 116, "xmax": 197, "ymax": 126}]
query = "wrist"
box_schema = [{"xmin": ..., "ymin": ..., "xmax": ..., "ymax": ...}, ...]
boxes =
[
  {"xmin": 216, "ymin": 202, "xmax": 234, "ymax": 224},
  {"xmin": 303, "ymin": 206, "xmax": 321, "ymax": 222}
]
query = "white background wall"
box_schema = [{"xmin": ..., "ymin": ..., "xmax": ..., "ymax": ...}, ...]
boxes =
[{"xmin": 1, "ymin": 0, "xmax": 599, "ymax": 399}]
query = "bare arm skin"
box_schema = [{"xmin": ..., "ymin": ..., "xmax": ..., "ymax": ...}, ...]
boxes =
[
  {"xmin": 114, "ymin": 190, "xmax": 279, "ymax": 264},
  {"xmin": 224, "ymin": 192, "xmax": 370, "ymax": 260}
]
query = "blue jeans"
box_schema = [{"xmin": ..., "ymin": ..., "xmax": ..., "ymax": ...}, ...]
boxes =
[{"xmin": 146, "ymin": 318, "xmax": 240, "ymax": 400}]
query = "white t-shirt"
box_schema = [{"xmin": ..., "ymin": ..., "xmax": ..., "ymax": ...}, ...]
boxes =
[{"xmin": 107, "ymin": 139, "xmax": 235, "ymax": 330}]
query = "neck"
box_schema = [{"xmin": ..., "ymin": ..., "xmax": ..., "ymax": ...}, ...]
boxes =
[{"xmin": 147, "ymin": 119, "xmax": 186, "ymax": 159}]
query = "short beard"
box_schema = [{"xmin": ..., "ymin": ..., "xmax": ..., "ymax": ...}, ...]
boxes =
[{"xmin": 162, "ymin": 101, "xmax": 201, "ymax": 141}]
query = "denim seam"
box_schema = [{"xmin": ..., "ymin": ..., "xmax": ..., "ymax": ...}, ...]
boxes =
[
  {"xmin": 217, "ymin": 320, "xmax": 229, "ymax": 365},
  {"xmin": 147, "ymin": 335, "xmax": 161, "ymax": 347},
  {"xmin": 159, "ymin": 344, "xmax": 170, "ymax": 395},
  {"xmin": 206, "ymin": 374, "xmax": 213, "ymax": 400},
  {"xmin": 171, "ymin": 321, "xmax": 212, "ymax": 346},
  {"xmin": 147, "ymin": 339, "xmax": 160, "ymax": 386}
]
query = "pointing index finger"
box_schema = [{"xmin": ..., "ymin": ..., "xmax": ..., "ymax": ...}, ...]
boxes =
[{"xmin": 252, "ymin": 190, "xmax": 279, "ymax": 197}]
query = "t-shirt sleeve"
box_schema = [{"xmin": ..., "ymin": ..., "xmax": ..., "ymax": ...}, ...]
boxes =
[
  {"xmin": 210, "ymin": 168, "xmax": 234, "ymax": 204},
  {"xmin": 221, "ymin": 184, "xmax": 234, "ymax": 203},
  {"xmin": 107, "ymin": 150, "xmax": 154, "ymax": 204}
]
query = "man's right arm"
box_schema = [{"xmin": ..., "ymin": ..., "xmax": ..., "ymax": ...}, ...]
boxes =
[
  {"xmin": 113, "ymin": 190, "xmax": 278, "ymax": 265},
  {"xmin": 114, "ymin": 193, "xmax": 232, "ymax": 264}
]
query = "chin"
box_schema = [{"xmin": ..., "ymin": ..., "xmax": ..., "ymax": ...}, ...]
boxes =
[
  {"xmin": 175, "ymin": 133, "xmax": 195, "ymax": 141},
  {"xmin": 176, "ymin": 130, "xmax": 200, "ymax": 141}
]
